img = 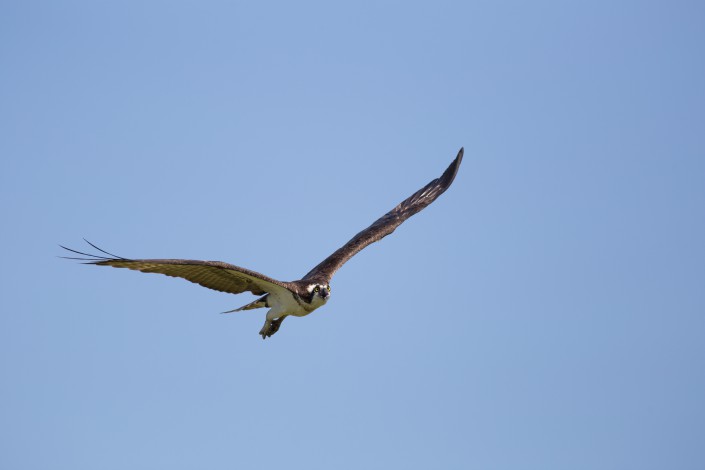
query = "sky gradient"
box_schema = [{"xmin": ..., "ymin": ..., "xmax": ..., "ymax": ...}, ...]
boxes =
[{"xmin": 2, "ymin": 1, "xmax": 704, "ymax": 469}]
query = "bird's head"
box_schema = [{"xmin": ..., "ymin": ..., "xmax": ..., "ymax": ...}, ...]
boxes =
[{"xmin": 306, "ymin": 283, "xmax": 331, "ymax": 306}]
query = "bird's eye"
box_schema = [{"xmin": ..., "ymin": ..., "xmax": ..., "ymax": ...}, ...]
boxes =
[{"xmin": 314, "ymin": 286, "xmax": 320, "ymax": 293}]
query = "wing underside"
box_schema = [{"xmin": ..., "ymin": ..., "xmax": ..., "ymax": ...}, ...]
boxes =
[{"xmin": 60, "ymin": 241, "xmax": 291, "ymax": 297}]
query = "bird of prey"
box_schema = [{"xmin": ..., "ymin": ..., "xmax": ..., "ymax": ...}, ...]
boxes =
[{"xmin": 62, "ymin": 148, "xmax": 464, "ymax": 339}]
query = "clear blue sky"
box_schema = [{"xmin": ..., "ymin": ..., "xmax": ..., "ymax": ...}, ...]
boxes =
[{"xmin": 2, "ymin": 1, "xmax": 704, "ymax": 469}]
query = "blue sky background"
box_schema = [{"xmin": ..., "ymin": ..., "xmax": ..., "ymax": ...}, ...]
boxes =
[{"xmin": 2, "ymin": 1, "xmax": 704, "ymax": 469}]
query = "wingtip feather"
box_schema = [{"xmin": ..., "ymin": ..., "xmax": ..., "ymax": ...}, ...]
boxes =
[{"xmin": 440, "ymin": 147, "xmax": 464, "ymax": 188}]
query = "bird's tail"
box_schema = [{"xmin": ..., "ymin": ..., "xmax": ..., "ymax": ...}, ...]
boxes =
[{"xmin": 221, "ymin": 295, "xmax": 269, "ymax": 314}]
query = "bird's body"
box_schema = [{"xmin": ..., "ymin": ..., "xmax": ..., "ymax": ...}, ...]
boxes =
[{"xmin": 62, "ymin": 148, "xmax": 464, "ymax": 339}]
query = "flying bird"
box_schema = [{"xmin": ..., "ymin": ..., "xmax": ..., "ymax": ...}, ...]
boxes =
[{"xmin": 62, "ymin": 148, "xmax": 464, "ymax": 339}]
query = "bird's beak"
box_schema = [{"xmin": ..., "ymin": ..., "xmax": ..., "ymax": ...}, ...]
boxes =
[{"xmin": 321, "ymin": 287, "xmax": 330, "ymax": 299}]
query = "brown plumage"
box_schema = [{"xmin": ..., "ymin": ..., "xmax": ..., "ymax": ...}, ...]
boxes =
[
  {"xmin": 303, "ymin": 147, "xmax": 463, "ymax": 283},
  {"xmin": 61, "ymin": 148, "xmax": 464, "ymax": 338}
]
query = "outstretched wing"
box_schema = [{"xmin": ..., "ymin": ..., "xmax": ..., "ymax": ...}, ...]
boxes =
[
  {"xmin": 60, "ymin": 241, "xmax": 292, "ymax": 296},
  {"xmin": 303, "ymin": 148, "xmax": 464, "ymax": 283}
]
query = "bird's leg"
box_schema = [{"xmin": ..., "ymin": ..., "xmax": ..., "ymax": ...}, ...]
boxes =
[
  {"xmin": 269, "ymin": 316, "xmax": 286, "ymax": 334},
  {"xmin": 259, "ymin": 316, "xmax": 286, "ymax": 339},
  {"xmin": 259, "ymin": 320, "xmax": 272, "ymax": 339}
]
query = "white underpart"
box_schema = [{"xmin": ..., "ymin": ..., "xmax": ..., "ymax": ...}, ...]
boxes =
[
  {"xmin": 264, "ymin": 284, "xmax": 328, "ymax": 321},
  {"xmin": 308, "ymin": 294, "xmax": 328, "ymax": 310}
]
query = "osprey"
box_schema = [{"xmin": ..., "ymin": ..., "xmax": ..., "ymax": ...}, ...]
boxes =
[{"xmin": 62, "ymin": 148, "xmax": 464, "ymax": 339}]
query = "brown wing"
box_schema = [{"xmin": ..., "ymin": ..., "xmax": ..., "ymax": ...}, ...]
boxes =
[
  {"xmin": 60, "ymin": 242, "xmax": 292, "ymax": 296},
  {"xmin": 303, "ymin": 148, "xmax": 464, "ymax": 283}
]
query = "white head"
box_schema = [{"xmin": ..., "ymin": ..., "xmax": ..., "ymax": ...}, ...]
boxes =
[{"xmin": 306, "ymin": 283, "xmax": 331, "ymax": 307}]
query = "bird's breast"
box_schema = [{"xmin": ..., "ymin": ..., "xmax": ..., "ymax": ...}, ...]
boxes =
[{"xmin": 268, "ymin": 291, "xmax": 320, "ymax": 317}]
